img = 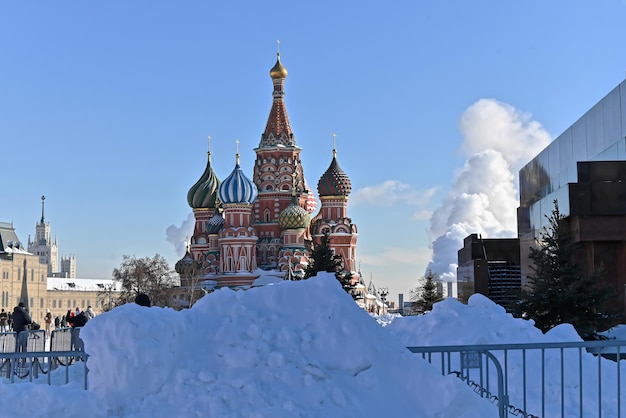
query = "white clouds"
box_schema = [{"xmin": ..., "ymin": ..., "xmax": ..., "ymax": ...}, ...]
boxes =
[
  {"xmin": 351, "ymin": 181, "xmax": 436, "ymax": 221},
  {"xmin": 351, "ymin": 180, "xmax": 436, "ymax": 207},
  {"xmin": 427, "ymin": 99, "xmax": 552, "ymax": 283},
  {"xmin": 359, "ymin": 246, "xmax": 432, "ymax": 268},
  {"xmin": 165, "ymin": 213, "xmax": 195, "ymax": 258}
]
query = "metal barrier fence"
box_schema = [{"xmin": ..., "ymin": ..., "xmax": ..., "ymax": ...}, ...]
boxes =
[
  {"xmin": 407, "ymin": 340, "xmax": 626, "ymax": 418},
  {"xmin": 0, "ymin": 328, "xmax": 87, "ymax": 389}
]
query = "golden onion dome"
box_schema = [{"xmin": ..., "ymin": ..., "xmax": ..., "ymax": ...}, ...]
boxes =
[
  {"xmin": 278, "ymin": 197, "xmax": 310, "ymax": 230},
  {"xmin": 269, "ymin": 52, "xmax": 288, "ymax": 79}
]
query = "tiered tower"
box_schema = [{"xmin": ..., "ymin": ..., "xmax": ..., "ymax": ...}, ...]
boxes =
[
  {"xmin": 311, "ymin": 147, "xmax": 358, "ymax": 272},
  {"xmin": 252, "ymin": 52, "xmax": 316, "ymax": 268},
  {"xmin": 217, "ymin": 148, "xmax": 259, "ymax": 285},
  {"xmin": 27, "ymin": 196, "xmax": 59, "ymax": 276},
  {"xmin": 186, "ymin": 138, "xmax": 221, "ymax": 275}
]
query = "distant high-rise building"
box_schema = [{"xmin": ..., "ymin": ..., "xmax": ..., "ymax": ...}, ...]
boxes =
[
  {"xmin": 28, "ymin": 196, "xmax": 58, "ymax": 276},
  {"xmin": 60, "ymin": 255, "xmax": 77, "ymax": 278},
  {"xmin": 457, "ymin": 234, "xmax": 521, "ymax": 312},
  {"xmin": 27, "ymin": 195, "xmax": 76, "ymax": 278}
]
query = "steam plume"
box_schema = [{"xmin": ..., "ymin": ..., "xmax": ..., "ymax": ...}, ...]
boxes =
[{"xmin": 426, "ymin": 99, "xmax": 551, "ymax": 284}]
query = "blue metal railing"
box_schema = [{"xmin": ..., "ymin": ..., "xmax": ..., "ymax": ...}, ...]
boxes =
[
  {"xmin": 0, "ymin": 328, "xmax": 87, "ymax": 389},
  {"xmin": 407, "ymin": 340, "xmax": 626, "ymax": 418}
]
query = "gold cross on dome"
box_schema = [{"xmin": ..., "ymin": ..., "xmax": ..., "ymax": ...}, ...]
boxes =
[
  {"xmin": 332, "ymin": 132, "xmax": 337, "ymax": 150},
  {"xmin": 207, "ymin": 134, "xmax": 211, "ymax": 151},
  {"xmin": 276, "ymin": 39, "xmax": 280, "ymax": 53}
]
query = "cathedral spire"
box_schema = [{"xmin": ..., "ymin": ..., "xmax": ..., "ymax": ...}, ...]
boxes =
[
  {"xmin": 259, "ymin": 47, "xmax": 295, "ymax": 148},
  {"xmin": 40, "ymin": 195, "xmax": 46, "ymax": 224}
]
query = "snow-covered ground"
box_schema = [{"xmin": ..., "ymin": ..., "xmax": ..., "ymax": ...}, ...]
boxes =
[{"xmin": 0, "ymin": 273, "xmax": 623, "ymax": 417}]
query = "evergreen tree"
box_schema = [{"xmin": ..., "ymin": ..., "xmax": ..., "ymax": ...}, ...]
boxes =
[
  {"xmin": 303, "ymin": 230, "xmax": 357, "ymax": 297},
  {"xmin": 304, "ymin": 230, "xmax": 343, "ymax": 279},
  {"xmin": 408, "ymin": 270, "xmax": 443, "ymax": 315},
  {"xmin": 518, "ymin": 200, "xmax": 615, "ymax": 340}
]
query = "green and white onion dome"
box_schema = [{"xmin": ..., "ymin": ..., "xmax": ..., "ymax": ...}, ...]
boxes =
[{"xmin": 187, "ymin": 152, "xmax": 220, "ymax": 209}]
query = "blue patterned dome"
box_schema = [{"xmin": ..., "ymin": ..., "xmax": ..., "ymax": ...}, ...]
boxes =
[
  {"xmin": 206, "ymin": 207, "xmax": 225, "ymax": 233},
  {"xmin": 218, "ymin": 156, "xmax": 258, "ymax": 204}
]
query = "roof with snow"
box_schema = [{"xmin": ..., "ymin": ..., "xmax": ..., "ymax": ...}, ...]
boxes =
[{"xmin": 47, "ymin": 277, "xmax": 119, "ymax": 292}]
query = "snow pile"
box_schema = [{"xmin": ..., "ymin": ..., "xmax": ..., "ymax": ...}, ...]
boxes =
[
  {"xmin": 384, "ymin": 294, "xmax": 624, "ymax": 417},
  {"xmin": 384, "ymin": 293, "xmax": 581, "ymax": 346},
  {"xmin": 0, "ymin": 274, "xmax": 499, "ymax": 417}
]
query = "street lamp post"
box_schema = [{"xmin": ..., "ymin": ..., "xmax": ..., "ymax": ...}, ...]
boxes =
[{"xmin": 379, "ymin": 287, "xmax": 389, "ymax": 314}]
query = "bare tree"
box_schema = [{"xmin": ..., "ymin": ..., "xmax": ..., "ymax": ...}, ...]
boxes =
[{"xmin": 112, "ymin": 254, "xmax": 177, "ymax": 308}]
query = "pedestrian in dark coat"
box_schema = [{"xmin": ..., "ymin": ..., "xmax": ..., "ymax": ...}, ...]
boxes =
[{"xmin": 11, "ymin": 302, "xmax": 32, "ymax": 333}]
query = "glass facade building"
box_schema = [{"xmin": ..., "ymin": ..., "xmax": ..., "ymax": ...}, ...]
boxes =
[
  {"xmin": 519, "ymin": 79, "xmax": 626, "ymax": 236},
  {"xmin": 518, "ymin": 79, "xmax": 626, "ymax": 322}
]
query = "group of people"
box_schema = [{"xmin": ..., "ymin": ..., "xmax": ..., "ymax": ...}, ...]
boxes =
[
  {"xmin": 0, "ymin": 294, "xmax": 150, "ymax": 336},
  {"xmin": 0, "ymin": 303, "xmax": 98, "ymax": 335},
  {"xmin": 62, "ymin": 306, "xmax": 96, "ymax": 329}
]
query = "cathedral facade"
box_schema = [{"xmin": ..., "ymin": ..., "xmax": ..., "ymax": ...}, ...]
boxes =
[{"xmin": 177, "ymin": 53, "xmax": 358, "ymax": 289}]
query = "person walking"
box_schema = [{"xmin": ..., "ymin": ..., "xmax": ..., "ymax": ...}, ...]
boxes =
[
  {"xmin": 44, "ymin": 309, "xmax": 52, "ymax": 336},
  {"xmin": 54, "ymin": 315, "xmax": 60, "ymax": 329},
  {"xmin": 11, "ymin": 302, "xmax": 32, "ymax": 333},
  {"xmin": 86, "ymin": 306, "xmax": 96, "ymax": 319},
  {"xmin": 0, "ymin": 309, "xmax": 8, "ymax": 332}
]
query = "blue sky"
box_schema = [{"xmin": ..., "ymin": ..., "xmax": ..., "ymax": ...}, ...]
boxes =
[{"xmin": 2, "ymin": 1, "xmax": 626, "ymax": 300}]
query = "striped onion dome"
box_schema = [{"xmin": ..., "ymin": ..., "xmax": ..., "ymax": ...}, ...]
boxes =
[
  {"xmin": 218, "ymin": 155, "xmax": 258, "ymax": 204},
  {"xmin": 206, "ymin": 207, "xmax": 225, "ymax": 234},
  {"xmin": 317, "ymin": 150, "xmax": 352, "ymax": 197},
  {"xmin": 278, "ymin": 196, "xmax": 311, "ymax": 229},
  {"xmin": 187, "ymin": 151, "xmax": 220, "ymax": 209}
]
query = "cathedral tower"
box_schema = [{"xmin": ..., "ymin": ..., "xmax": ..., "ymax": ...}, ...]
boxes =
[
  {"xmin": 311, "ymin": 147, "xmax": 358, "ymax": 272},
  {"xmin": 186, "ymin": 138, "xmax": 221, "ymax": 275},
  {"xmin": 217, "ymin": 147, "xmax": 259, "ymax": 286},
  {"xmin": 252, "ymin": 51, "xmax": 316, "ymax": 268}
]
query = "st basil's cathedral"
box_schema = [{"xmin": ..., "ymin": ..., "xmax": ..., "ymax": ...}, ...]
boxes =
[{"xmin": 175, "ymin": 52, "xmax": 358, "ymax": 290}]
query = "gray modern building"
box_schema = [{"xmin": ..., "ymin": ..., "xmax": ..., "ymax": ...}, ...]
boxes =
[{"xmin": 518, "ymin": 79, "xmax": 626, "ymax": 322}]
